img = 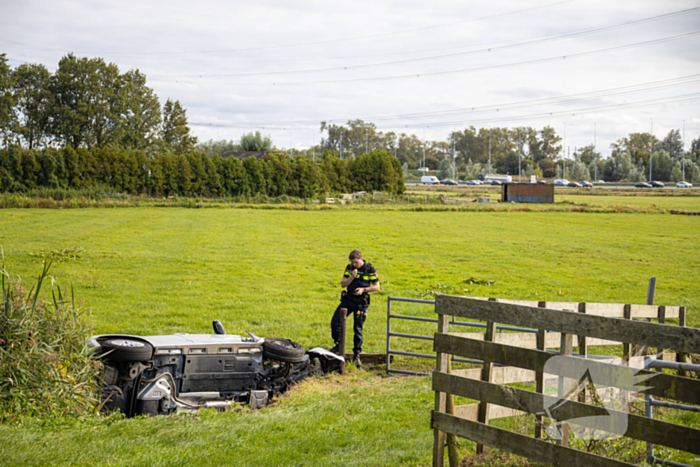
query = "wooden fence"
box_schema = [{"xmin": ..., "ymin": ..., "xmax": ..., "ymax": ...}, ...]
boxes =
[{"xmin": 431, "ymin": 295, "xmax": 700, "ymax": 467}]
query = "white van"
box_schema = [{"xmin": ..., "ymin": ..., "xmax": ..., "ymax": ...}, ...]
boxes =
[{"xmin": 421, "ymin": 175, "xmax": 440, "ymax": 185}]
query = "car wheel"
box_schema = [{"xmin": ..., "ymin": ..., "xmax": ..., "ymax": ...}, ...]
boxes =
[
  {"xmin": 97, "ymin": 337, "xmax": 154, "ymax": 363},
  {"xmin": 263, "ymin": 338, "xmax": 305, "ymax": 363}
]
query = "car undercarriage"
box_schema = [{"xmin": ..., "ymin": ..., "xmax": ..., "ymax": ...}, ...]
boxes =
[{"xmin": 90, "ymin": 321, "xmax": 342, "ymax": 417}]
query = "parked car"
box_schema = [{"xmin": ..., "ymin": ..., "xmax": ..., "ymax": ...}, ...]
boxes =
[
  {"xmin": 635, "ymin": 182, "xmax": 651, "ymax": 188},
  {"xmin": 89, "ymin": 321, "xmax": 342, "ymax": 417},
  {"xmin": 592, "ymin": 180, "xmax": 606, "ymax": 185},
  {"xmin": 650, "ymin": 181, "xmax": 665, "ymax": 188},
  {"xmin": 441, "ymin": 179, "xmax": 458, "ymax": 186},
  {"xmin": 580, "ymin": 181, "xmax": 593, "ymax": 188},
  {"xmin": 553, "ymin": 179, "xmax": 569, "ymax": 186},
  {"xmin": 676, "ymin": 181, "xmax": 693, "ymax": 188},
  {"xmin": 465, "ymin": 180, "xmax": 481, "ymax": 186},
  {"xmin": 489, "ymin": 180, "xmax": 503, "ymax": 186},
  {"xmin": 567, "ymin": 182, "xmax": 582, "ymax": 188}
]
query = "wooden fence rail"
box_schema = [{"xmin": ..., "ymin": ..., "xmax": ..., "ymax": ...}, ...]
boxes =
[{"xmin": 431, "ymin": 295, "xmax": 700, "ymax": 467}]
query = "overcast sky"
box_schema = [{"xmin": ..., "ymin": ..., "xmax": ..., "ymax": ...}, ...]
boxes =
[{"xmin": 2, "ymin": 0, "xmax": 699, "ymax": 157}]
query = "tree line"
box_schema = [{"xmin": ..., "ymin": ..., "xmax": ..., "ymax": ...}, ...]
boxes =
[
  {"xmin": 306, "ymin": 119, "xmax": 700, "ymax": 183},
  {"xmin": 0, "ymin": 53, "xmax": 196, "ymax": 154},
  {"xmin": 0, "ymin": 145, "xmax": 404, "ymax": 197}
]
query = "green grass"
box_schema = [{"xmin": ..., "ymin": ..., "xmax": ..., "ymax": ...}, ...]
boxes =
[{"xmin": 0, "ymin": 207, "xmax": 698, "ymax": 466}]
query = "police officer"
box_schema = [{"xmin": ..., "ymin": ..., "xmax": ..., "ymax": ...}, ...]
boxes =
[{"xmin": 330, "ymin": 250, "xmax": 380, "ymax": 368}]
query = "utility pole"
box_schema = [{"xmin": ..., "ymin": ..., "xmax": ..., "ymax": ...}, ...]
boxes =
[
  {"xmin": 488, "ymin": 128, "xmax": 492, "ymax": 175},
  {"xmin": 683, "ymin": 120, "xmax": 686, "ymax": 181},
  {"xmin": 366, "ymin": 129, "xmax": 368, "ymax": 155},
  {"xmin": 452, "ymin": 132, "xmax": 456, "ymax": 180},
  {"xmin": 594, "ymin": 123, "xmax": 597, "ymax": 182},
  {"xmin": 422, "ymin": 127, "xmax": 426, "ymax": 170},
  {"xmin": 340, "ymin": 133, "xmax": 343, "ymax": 159},
  {"xmin": 649, "ymin": 119, "xmax": 653, "ymax": 182},
  {"xmin": 394, "ymin": 135, "xmax": 397, "ymax": 159},
  {"xmin": 518, "ymin": 127, "xmax": 522, "ymax": 182},
  {"xmin": 312, "ymin": 132, "xmax": 315, "ymax": 162}
]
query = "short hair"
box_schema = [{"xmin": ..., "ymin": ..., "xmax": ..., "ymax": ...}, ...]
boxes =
[{"xmin": 349, "ymin": 250, "xmax": 362, "ymax": 260}]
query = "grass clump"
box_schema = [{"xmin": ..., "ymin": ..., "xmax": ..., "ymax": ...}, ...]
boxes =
[{"xmin": 0, "ymin": 260, "xmax": 101, "ymax": 422}]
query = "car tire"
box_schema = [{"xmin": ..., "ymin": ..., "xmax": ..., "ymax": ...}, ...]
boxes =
[
  {"xmin": 97, "ymin": 337, "xmax": 154, "ymax": 363},
  {"xmin": 263, "ymin": 338, "xmax": 305, "ymax": 363}
]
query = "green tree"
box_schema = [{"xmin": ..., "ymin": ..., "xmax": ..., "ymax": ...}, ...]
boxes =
[
  {"xmin": 438, "ymin": 156, "xmax": 455, "ymax": 180},
  {"xmin": 176, "ymin": 154, "xmax": 192, "ymax": 195},
  {"xmin": 49, "ymin": 54, "xmax": 121, "ymax": 149},
  {"xmin": 242, "ymin": 156, "xmax": 267, "ymax": 195},
  {"xmin": 11, "ymin": 63, "xmax": 52, "ymax": 149},
  {"xmin": 349, "ymin": 150, "xmax": 404, "ymax": 194},
  {"xmin": 658, "ymin": 129, "xmax": 683, "ymax": 159},
  {"xmin": 0, "ymin": 54, "xmax": 14, "ymax": 148},
  {"xmin": 239, "ymin": 131, "xmax": 273, "ymax": 151},
  {"xmin": 161, "ymin": 99, "xmax": 197, "ymax": 154},
  {"xmin": 610, "ymin": 132, "xmax": 660, "ymax": 166},
  {"xmin": 118, "ymin": 70, "xmax": 161, "ymax": 151}
]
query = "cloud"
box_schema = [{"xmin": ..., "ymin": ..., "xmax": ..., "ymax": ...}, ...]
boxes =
[{"xmin": 2, "ymin": 0, "xmax": 699, "ymax": 151}]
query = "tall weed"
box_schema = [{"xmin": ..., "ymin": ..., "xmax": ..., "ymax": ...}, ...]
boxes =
[{"xmin": 0, "ymin": 260, "xmax": 100, "ymax": 422}]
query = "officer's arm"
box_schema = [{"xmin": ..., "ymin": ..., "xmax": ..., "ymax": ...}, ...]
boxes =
[
  {"xmin": 340, "ymin": 269, "xmax": 357, "ymax": 288},
  {"xmin": 360, "ymin": 282, "xmax": 380, "ymax": 294}
]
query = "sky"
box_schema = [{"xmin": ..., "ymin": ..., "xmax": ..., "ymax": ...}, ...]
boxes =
[{"xmin": 2, "ymin": 0, "xmax": 700, "ymax": 157}]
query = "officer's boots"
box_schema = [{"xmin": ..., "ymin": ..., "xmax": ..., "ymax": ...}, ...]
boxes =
[{"xmin": 353, "ymin": 353, "xmax": 362, "ymax": 368}]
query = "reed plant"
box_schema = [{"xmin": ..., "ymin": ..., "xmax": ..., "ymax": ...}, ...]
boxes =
[{"xmin": 0, "ymin": 259, "xmax": 100, "ymax": 422}]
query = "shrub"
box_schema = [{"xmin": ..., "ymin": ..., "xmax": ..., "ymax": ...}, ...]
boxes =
[{"xmin": 0, "ymin": 260, "xmax": 100, "ymax": 422}]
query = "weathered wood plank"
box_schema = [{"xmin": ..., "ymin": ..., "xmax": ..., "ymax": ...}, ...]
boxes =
[
  {"xmin": 535, "ymin": 328, "xmax": 546, "ymax": 440},
  {"xmin": 448, "ymin": 331, "xmax": 618, "ymax": 349},
  {"xmin": 435, "ymin": 295, "xmax": 700, "ymax": 354},
  {"xmin": 454, "ymin": 403, "xmax": 526, "ymax": 421},
  {"xmin": 453, "ymin": 366, "xmax": 537, "ymax": 385},
  {"xmin": 476, "ymin": 321, "xmax": 496, "ymax": 455},
  {"xmin": 557, "ymin": 333, "xmax": 574, "ymax": 447},
  {"xmin": 543, "ymin": 301, "xmax": 580, "ymax": 312},
  {"xmin": 433, "ymin": 313, "xmax": 449, "ymax": 467},
  {"xmin": 434, "ymin": 333, "xmax": 700, "ymax": 405},
  {"xmin": 493, "ymin": 298, "xmax": 542, "ymax": 307},
  {"xmin": 433, "ymin": 372, "xmax": 700, "ymax": 455},
  {"xmin": 432, "ymin": 411, "xmax": 635, "ymax": 467},
  {"xmin": 579, "ymin": 303, "xmax": 679, "ymax": 319}
]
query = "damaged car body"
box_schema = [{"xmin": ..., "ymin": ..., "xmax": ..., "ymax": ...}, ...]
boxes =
[{"xmin": 89, "ymin": 320, "xmax": 342, "ymax": 417}]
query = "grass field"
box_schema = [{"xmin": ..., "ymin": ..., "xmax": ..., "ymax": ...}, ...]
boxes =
[{"xmin": 1, "ymin": 201, "xmax": 699, "ymax": 466}]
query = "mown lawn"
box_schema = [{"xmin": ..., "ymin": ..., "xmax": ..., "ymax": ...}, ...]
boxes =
[{"xmin": 0, "ymin": 205, "xmax": 698, "ymax": 466}]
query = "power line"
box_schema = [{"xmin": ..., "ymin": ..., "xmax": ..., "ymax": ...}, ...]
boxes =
[
  {"xmin": 0, "ymin": 1, "xmax": 574, "ymax": 56},
  {"xmin": 188, "ymin": 74, "xmax": 700, "ymax": 128},
  {"xmin": 149, "ymin": 6, "xmax": 700, "ymax": 78},
  {"xmin": 270, "ymin": 30, "xmax": 700, "ymax": 85},
  {"xmin": 190, "ymin": 93, "xmax": 700, "ymax": 130},
  {"xmin": 388, "ymin": 93, "xmax": 700, "ymax": 129}
]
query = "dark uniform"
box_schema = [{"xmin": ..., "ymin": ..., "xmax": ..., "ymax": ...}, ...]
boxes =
[{"xmin": 330, "ymin": 261, "xmax": 379, "ymax": 355}]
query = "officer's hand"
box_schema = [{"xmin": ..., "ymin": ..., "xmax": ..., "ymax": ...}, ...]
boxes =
[
  {"xmin": 351, "ymin": 269, "xmax": 358, "ymax": 278},
  {"xmin": 354, "ymin": 288, "xmax": 363, "ymax": 295}
]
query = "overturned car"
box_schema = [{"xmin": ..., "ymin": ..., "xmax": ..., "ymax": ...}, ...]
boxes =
[{"xmin": 89, "ymin": 321, "xmax": 342, "ymax": 417}]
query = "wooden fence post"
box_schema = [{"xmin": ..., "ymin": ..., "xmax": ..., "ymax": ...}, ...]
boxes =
[
  {"xmin": 339, "ymin": 308, "xmax": 347, "ymax": 375},
  {"xmin": 677, "ymin": 307, "xmax": 690, "ymax": 377},
  {"xmin": 622, "ymin": 304, "xmax": 632, "ymax": 365},
  {"xmin": 476, "ymin": 321, "xmax": 497, "ymax": 454},
  {"xmin": 433, "ymin": 313, "xmax": 450, "ymax": 467},
  {"xmin": 556, "ymin": 333, "xmax": 574, "ymax": 447},
  {"xmin": 535, "ymin": 301, "xmax": 547, "ymax": 440},
  {"xmin": 655, "ymin": 306, "xmax": 666, "ymax": 372},
  {"xmin": 578, "ymin": 303, "xmax": 589, "ymax": 405}
]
